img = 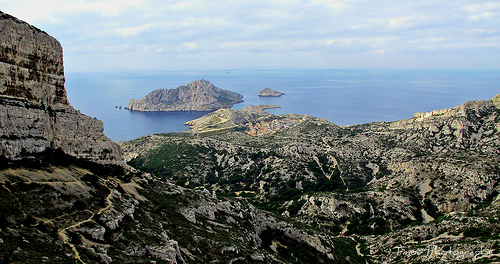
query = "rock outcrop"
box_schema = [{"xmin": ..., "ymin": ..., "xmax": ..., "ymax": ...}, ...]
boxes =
[
  {"xmin": 184, "ymin": 104, "xmax": 280, "ymax": 133},
  {"xmin": 126, "ymin": 79, "xmax": 244, "ymax": 111},
  {"xmin": 258, "ymin": 88, "xmax": 285, "ymax": 97},
  {"xmin": 0, "ymin": 11, "xmax": 124, "ymax": 166}
]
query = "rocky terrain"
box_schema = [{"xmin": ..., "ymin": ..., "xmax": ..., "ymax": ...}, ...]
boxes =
[
  {"xmin": 183, "ymin": 105, "xmax": 280, "ymax": 134},
  {"xmin": 258, "ymin": 88, "xmax": 285, "ymax": 97},
  {"xmin": 123, "ymin": 94, "xmax": 500, "ymax": 263},
  {"xmin": 0, "ymin": 12, "xmax": 361, "ymax": 264},
  {"xmin": 126, "ymin": 79, "xmax": 244, "ymax": 111}
]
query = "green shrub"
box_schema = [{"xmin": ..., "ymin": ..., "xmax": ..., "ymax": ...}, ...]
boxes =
[{"xmin": 463, "ymin": 227, "xmax": 491, "ymax": 238}]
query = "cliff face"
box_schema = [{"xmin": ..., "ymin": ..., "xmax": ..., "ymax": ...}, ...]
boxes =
[
  {"xmin": 0, "ymin": 12, "xmax": 67, "ymax": 106},
  {"xmin": 0, "ymin": 12, "xmax": 123, "ymax": 166},
  {"xmin": 126, "ymin": 79, "xmax": 243, "ymax": 111}
]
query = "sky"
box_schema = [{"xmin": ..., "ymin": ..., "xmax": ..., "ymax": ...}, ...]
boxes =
[{"xmin": 1, "ymin": 0, "xmax": 500, "ymax": 71}]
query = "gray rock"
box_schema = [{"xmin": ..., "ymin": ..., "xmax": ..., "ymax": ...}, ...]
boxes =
[
  {"xmin": 145, "ymin": 242, "xmax": 185, "ymax": 264},
  {"xmin": 0, "ymin": 12, "xmax": 124, "ymax": 166},
  {"xmin": 258, "ymin": 88, "xmax": 285, "ymax": 97},
  {"xmin": 183, "ymin": 104, "xmax": 280, "ymax": 133},
  {"xmin": 126, "ymin": 79, "xmax": 243, "ymax": 111}
]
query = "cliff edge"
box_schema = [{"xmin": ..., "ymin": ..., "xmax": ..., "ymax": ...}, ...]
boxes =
[
  {"xmin": 0, "ymin": 12, "xmax": 124, "ymax": 166},
  {"xmin": 126, "ymin": 79, "xmax": 243, "ymax": 111}
]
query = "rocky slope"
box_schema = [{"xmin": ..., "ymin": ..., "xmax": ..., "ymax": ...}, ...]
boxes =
[
  {"xmin": 126, "ymin": 79, "xmax": 243, "ymax": 111},
  {"xmin": 183, "ymin": 105, "xmax": 280, "ymax": 134},
  {"xmin": 258, "ymin": 88, "xmax": 285, "ymax": 97},
  {"xmin": 123, "ymin": 94, "xmax": 500, "ymax": 263},
  {"xmin": 1, "ymin": 160, "xmax": 359, "ymax": 264},
  {"xmin": 0, "ymin": 11, "xmax": 123, "ymax": 166},
  {"xmin": 0, "ymin": 12, "xmax": 359, "ymax": 264}
]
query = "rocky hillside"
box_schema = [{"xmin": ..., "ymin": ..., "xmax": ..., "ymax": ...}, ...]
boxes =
[
  {"xmin": 184, "ymin": 104, "xmax": 280, "ymax": 134},
  {"xmin": 123, "ymin": 94, "xmax": 500, "ymax": 263},
  {"xmin": 0, "ymin": 12, "xmax": 360, "ymax": 264},
  {"xmin": 126, "ymin": 79, "xmax": 243, "ymax": 111}
]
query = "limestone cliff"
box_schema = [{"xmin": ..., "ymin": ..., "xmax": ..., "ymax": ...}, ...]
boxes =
[
  {"xmin": 126, "ymin": 79, "xmax": 243, "ymax": 111},
  {"xmin": 0, "ymin": 12, "xmax": 124, "ymax": 166}
]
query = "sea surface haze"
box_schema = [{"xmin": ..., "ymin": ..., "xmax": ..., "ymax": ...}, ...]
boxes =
[{"xmin": 65, "ymin": 69, "xmax": 500, "ymax": 141}]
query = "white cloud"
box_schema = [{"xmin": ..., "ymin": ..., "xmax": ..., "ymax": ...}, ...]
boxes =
[
  {"xmin": 409, "ymin": 37, "xmax": 446, "ymax": 44},
  {"xmin": 177, "ymin": 42, "xmax": 198, "ymax": 52},
  {"xmin": 112, "ymin": 23, "xmax": 157, "ymax": 37},
  {"xmin": 1, "ymin": 0, "xmax": 145, "ymax": 23},
  {"xmin": 363, "ymin": 17, "xmax": 412, "ymax": 30},
  {"xmin": 373, "ymin": 49, "xmax": 387, "ymax": 55},
  {"xmin": 388, "ymin": 17, "xmax": 411, "ymax": 28},
  {"xmin": 327, "ymin": 39, "xmax": 353, "ymax": 45},
  {"xmin": 464, "ymin": 2, "xmax": 500, "ymax": 21},
  {"xmin": 310, "ymin": 0, "xmax": 349, "ymax": 11},
  {"xmin": 59, "ymin": 0, "xmax": 145, "ymax": 16},
  {"xmin": 464, "ymin": 2, "xmax": 500, "ymax": 13},
  {"xmin": 2, "ymin": 0, "xmax": 500, "ymax": 70},
  {"xmin": 469, "ymin": 12, "xmax": 498, "ymax": 21}
]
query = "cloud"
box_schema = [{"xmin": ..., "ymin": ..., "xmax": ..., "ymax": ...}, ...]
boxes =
[
  {"xmin": 327, "ymin": 39, "xmax": 353, "ymax": 45},
  {"xmin": 464, "ymin": 2, "xmax": 500, "ymax": 13},
  {"xmin": 373, "ymin": 49, "xmax": 387, "ymax": 55},
  {"xmin": 2, "ymin": 0, "xmax": 500, "ymax": 70},
  {"xmin": 1, "ymin": 0, "xmax": 145, "ymax": 23},
  {"xmin": 388, "ymin": 17, "xmax": 411, "ymax": 28},
  {"xmin": 311, "ymin": 0, "xmax": 349, "ymax": 11},
  {"xmin": 177, "ymin": 42, "xmax": 198, "ymax": 52},
  {"xmin": 469, "ymin": 12, "xmax": 498, "ymax": 22},
  {"xmin": 111, "ymin": 23, "xmax": 157, "ymax": 37},
  {"xmin": 464, "ymin": 2, "xmax": 500, "ymax": 22}
]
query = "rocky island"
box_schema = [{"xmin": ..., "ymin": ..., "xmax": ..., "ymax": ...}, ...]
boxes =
[
  {"xmin": 258, "ymin": 87, "xmax": 285, "ymax": 97},
  {"xmin": 126, "ymin": 79, "xmax": 243, "ymax": 111}
]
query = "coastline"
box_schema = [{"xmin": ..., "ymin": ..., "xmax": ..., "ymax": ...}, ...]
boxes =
[{"xmin": 65, "ymin": 69, "xmax": 500, "ymax": 141}]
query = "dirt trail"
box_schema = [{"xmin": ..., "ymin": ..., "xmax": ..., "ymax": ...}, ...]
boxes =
[
  {"xmin": 322, "ymin": 138, "xmax": 348, "ymax": 191},
  {"xmin": 58, "ymin": 184, "xmax": 114, "ymax": 264}
]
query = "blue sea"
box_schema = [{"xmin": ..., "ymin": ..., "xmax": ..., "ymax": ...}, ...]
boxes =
[{"xmin": 65, "ymin": 69, "xmax": 500, "ymax": 141}]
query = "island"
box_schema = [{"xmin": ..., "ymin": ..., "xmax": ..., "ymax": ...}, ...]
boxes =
[
  {"xmin": 126, "ymin": 79, "xmax": 244, "ymax": 111},
  {"xmin": 258, "ymin": 88, "xmax": 285, "ymax": 97}
]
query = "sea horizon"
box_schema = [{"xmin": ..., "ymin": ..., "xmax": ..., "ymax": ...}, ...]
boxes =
[{"xmin": 65, "ymin": 68, "xmax": 500, "ymax": 141}]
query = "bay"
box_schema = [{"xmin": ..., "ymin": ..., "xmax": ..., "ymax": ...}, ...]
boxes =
[{"xmin": 65, "ymin": 69, "xmax": 500, "ymax": 141}]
